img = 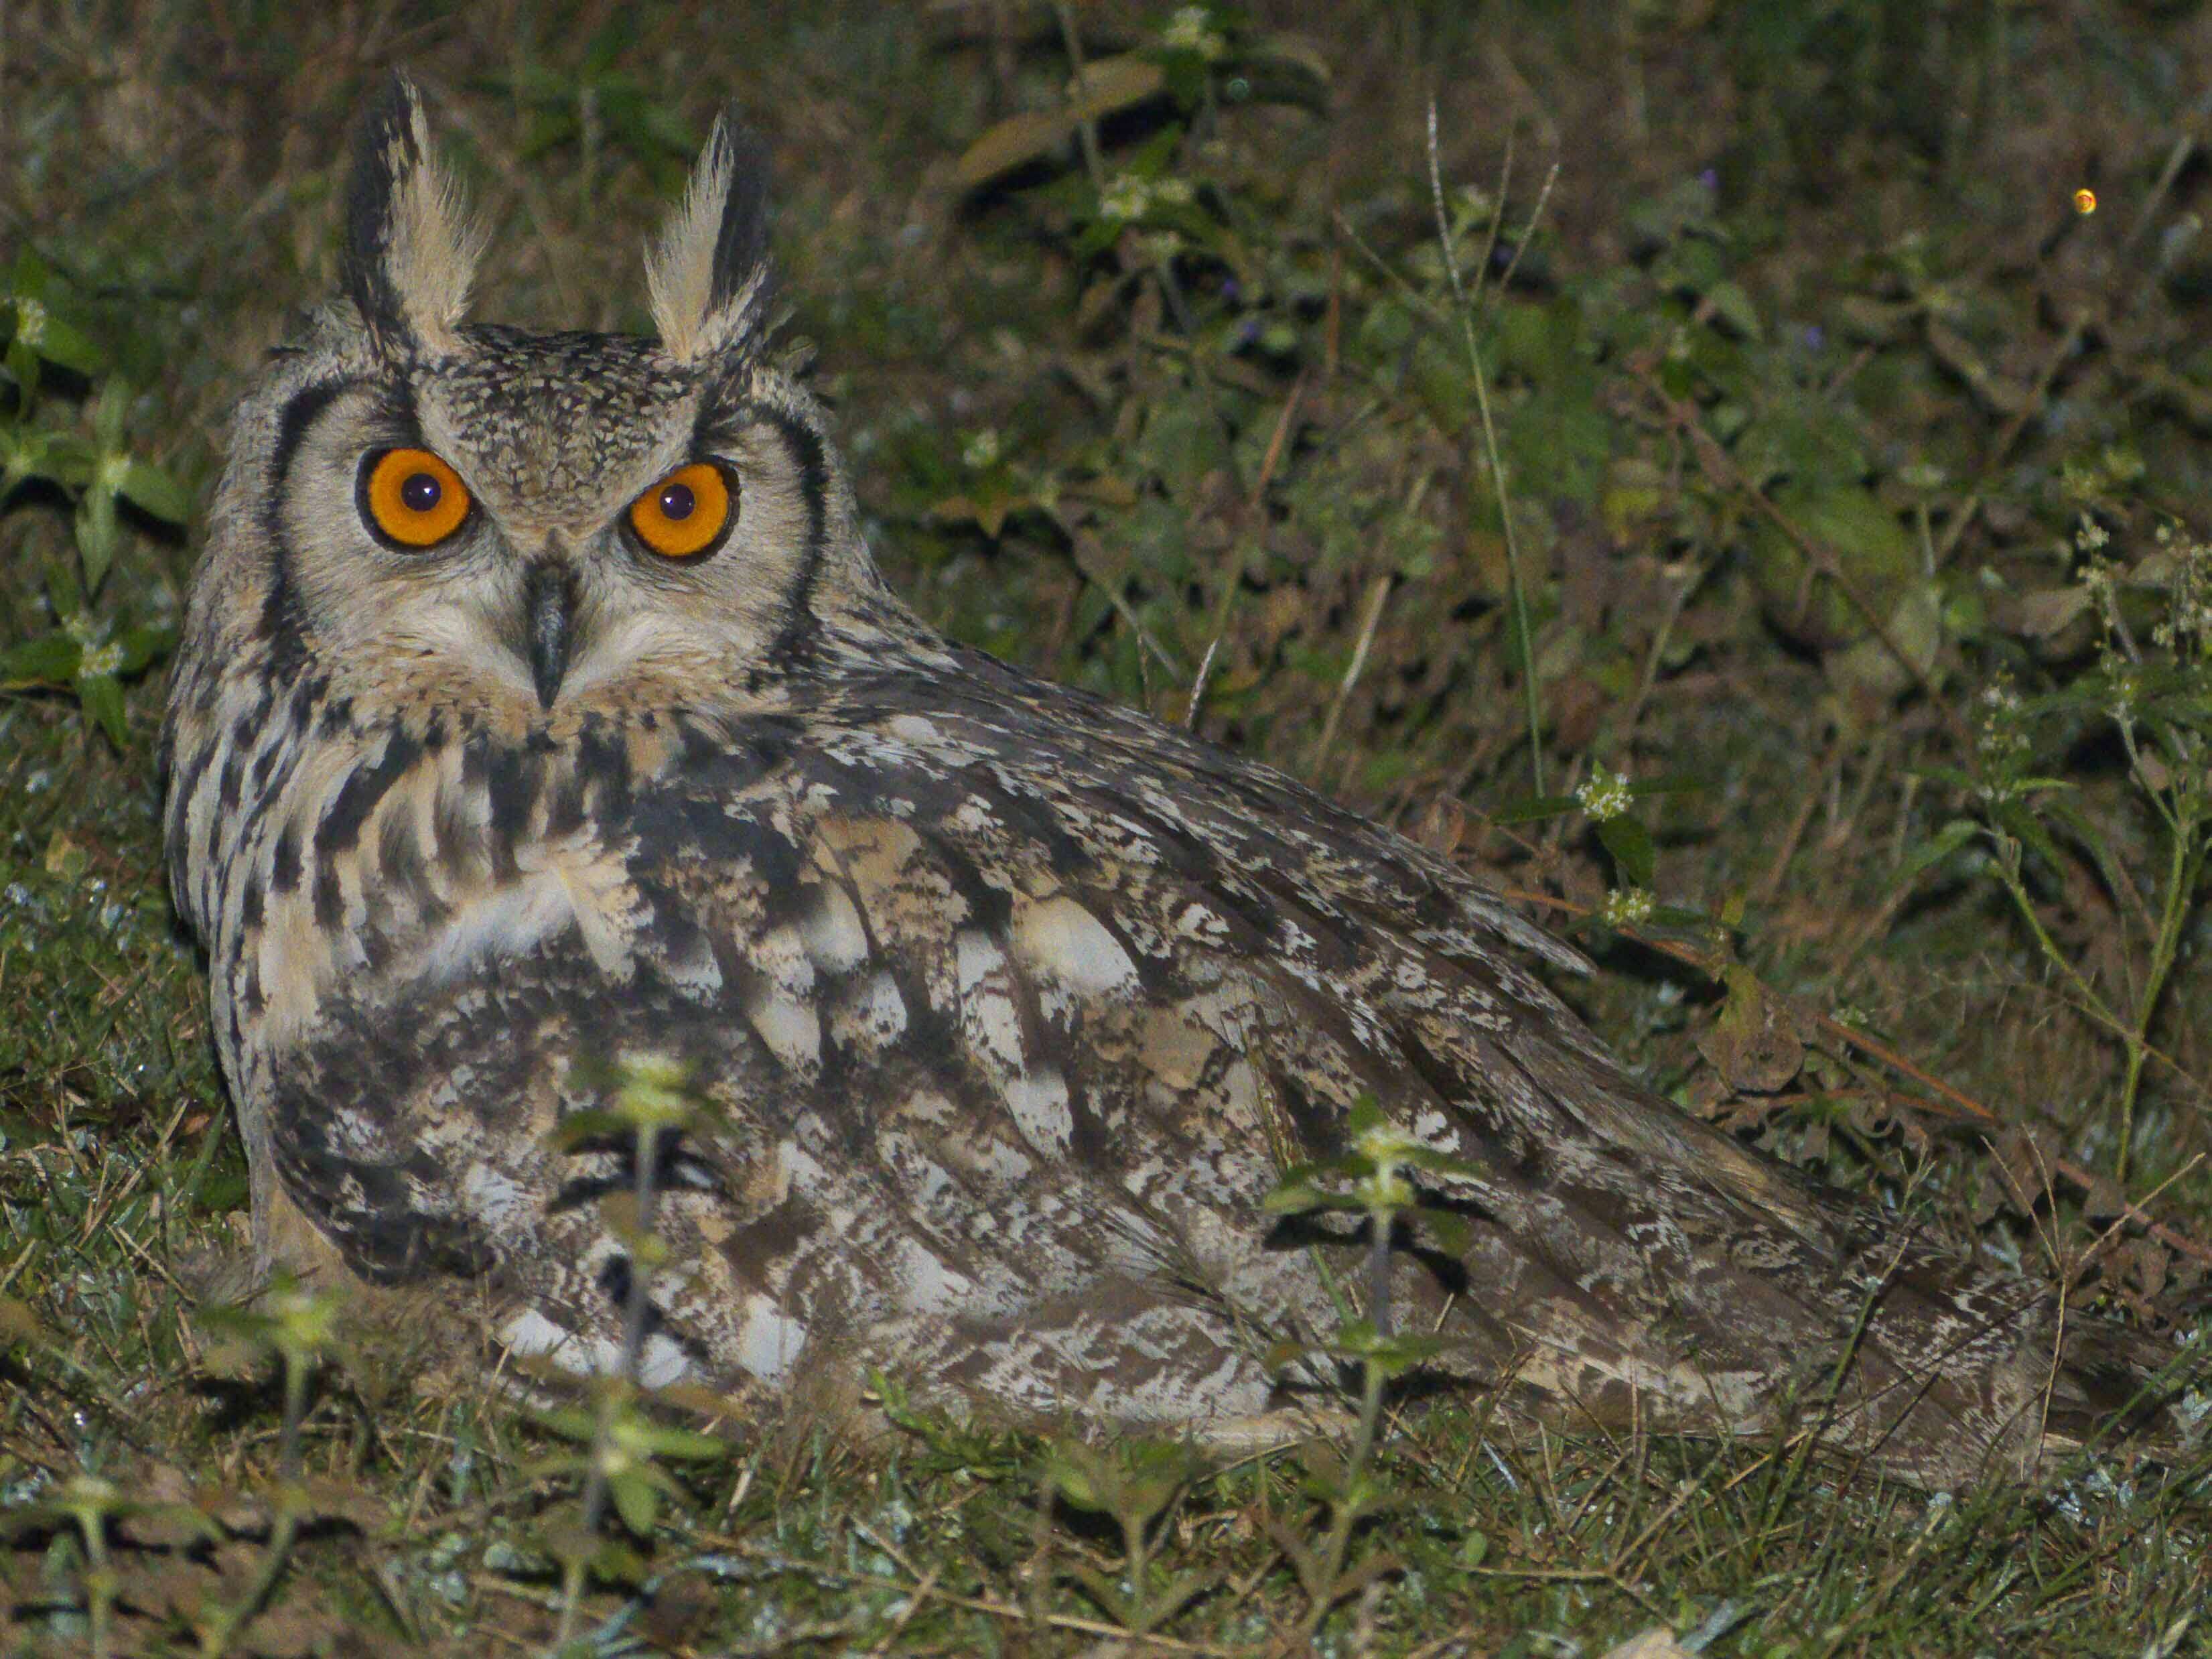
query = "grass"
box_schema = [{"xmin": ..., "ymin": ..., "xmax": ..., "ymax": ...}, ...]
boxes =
[{"xmin": 4, "ymin": 0, "xmax": 2212, "ymax": 1650}]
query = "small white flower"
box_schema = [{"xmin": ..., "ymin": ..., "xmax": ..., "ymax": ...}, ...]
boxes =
[
  {"xmin": 1353, "ymin": 1121, "xmax": 1421, "ymax": 1213},
  {"xmin": 959, "ymin": 428, "xmax": 1001, "ymax": 470},
  {"xmin": 11, "ymin": 297, "xmax": 46, "ymax": 348},
  {"xmin": 1574, "ymin": 766, "xmax": 1633, "ymax": 821},
  {"xmin": 1601, "ymin": 887, "xmax": 1655, "ymax": 928},
  {"xmin": 1162, "ymin": 5, "xmax": 1227, "ymax": 58},
  {"xmin": 64, "ymin": 612, "xmax": 103, "ymax": 647},
  {"xmin": 2075, "ymin": 516, "xmax": 2109, "ymax": 553},
  {"xmin": 78, "ymin": 642, "xmax": 125, "ymax": 677},
  {"xmin": 1152, "ymin": 176, "xmax": 1194, "ymax": 207},
  {"xmin": 1099, "ymin": 175, "xmax": 1153, "ymax": 223}
]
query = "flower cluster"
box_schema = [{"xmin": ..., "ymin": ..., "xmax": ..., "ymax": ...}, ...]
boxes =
[
  {"xmin": 9, "ymin": 297, "xmax": 46, "ymax": 348},
  {"xmin": 1600, "ymin": 886, "xmax": 1654, "ymax": 928},
  {"xmin": 1099, "ymin": 173, "xmax": 1194, "ymax": 225},
  {"xmin": 1574, "ymin": 765, "xmax": 1632, "ymax": 821},
  {"xmin": 1161, "ymin": 6, "xmax": 1227, "ymax": 60},
  {"xmin": 2148, "ymin": 522, "xmax": 2212, "ymax": 659}
]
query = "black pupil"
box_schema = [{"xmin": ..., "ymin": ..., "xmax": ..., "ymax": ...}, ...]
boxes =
[
  {"xmin": 400, "ymin": 471, "xmax": 442, "ymax": 513},
  {"xmin": 659, "ymin": 481, "xmax": 697, "ymax": 521}
]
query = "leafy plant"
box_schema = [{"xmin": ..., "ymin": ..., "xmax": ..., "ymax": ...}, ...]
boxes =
[
  {"xmin": 1261, "ymin": 1097, "xmax": 1473, "ymax": 1639},
  {"xmin": 0, "ymin": 254, "xmax": 184, "ymax": 746},
  {"xmin": 195, "ymin": 1272, "xmax": 346, "ymax": 1652},
  {"xmin": 1039, "ymin": 1437, "xmax": 1217, "ymax": 1638},
  {"xmin": 537, "ymin": 1052, "xmax": 733, "ymax": 1645},
  {"xmin": 1905, "ymin": 512, "xmax": 2212, "ymax": 1180}
]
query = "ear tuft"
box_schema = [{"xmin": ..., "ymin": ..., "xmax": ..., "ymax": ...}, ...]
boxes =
[
  {"xmin": 646, "ymin": 107, "xmax": 774, "ymax": 364},
  {"xmin": 342, "ymin": 74, "xmax": 484, "ymax": 355}
]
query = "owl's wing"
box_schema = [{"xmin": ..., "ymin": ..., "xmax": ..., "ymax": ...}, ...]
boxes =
[{"xmin": 606, "ymin": 654, "xmax": 2183, "ymax": 1485}]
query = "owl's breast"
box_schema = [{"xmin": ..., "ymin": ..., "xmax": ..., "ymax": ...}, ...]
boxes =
[{"xmin": 218, "ymin": 708, "xmax": 803, "ymax": 1059}]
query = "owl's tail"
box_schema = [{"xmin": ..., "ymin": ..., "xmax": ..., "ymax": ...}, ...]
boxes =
[{"xmin": 1379, "ymin": 1005, "xmax": 2209, "ymax": 1489}]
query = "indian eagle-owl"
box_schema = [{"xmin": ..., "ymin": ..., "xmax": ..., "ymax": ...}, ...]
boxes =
[{"xmin": 160, "ymin": 78, "xmax": 2193, "ymax": 1488}]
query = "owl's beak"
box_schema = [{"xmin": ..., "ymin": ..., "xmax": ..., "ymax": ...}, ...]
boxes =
[{"xmin": 522, "ymin": 561, "xmax": 577, "ymax": 710}]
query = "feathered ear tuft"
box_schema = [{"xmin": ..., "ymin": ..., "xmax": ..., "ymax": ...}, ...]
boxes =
[
  {"xmin": 646, "ymin": 107, "xmax": 774, "ymax": 364},
  {"xmin": 342, "ymin": 74, "xmax": 484, "ymax": 356}
]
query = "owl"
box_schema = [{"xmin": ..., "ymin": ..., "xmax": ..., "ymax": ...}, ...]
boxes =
[{"xmin": 161, "ymin": 78, "xmax": 2190, "ymax": 1489}]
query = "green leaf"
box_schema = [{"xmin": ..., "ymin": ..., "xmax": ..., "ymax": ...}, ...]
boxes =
[
  {"xmin": 1988, "ymin": 799, "xmax": 2067, "ymax": 881},
  {"xmin": 1395, "ymin": 1144, "xmax": 1482, "ymax": 1179},
  {"xmin": 545, "ymin": 1107, "xmax": 633, "ymax": 1150},
  {"xmin": 607, "ymin": 1469, "xmax": 659, "ymax": 1537},
  {"xmin": 115, "ymin": 623, "xmax": 176, "ymax": 675},
  {"xmin": 633, "ymin": 1422, "xmax": 726, "ymax": 1460},
  {"xmin": 2041, "ymin": 797, "xmax": 2135, "ymax": 915},
  {"xmin": 1892, "ymin": 818, "xmax": 1982, "ymax": 889},
  {"xmin": 1066, "ymin": 1563, "xmax": 1138, "ymax": 1627},
  {"xmin": 532, "ymin": 1405, "xmax": 600, "ymax": 1445},
  {"xmin": 1146, "ymin": 1567, "xmax": 1221, "ymax": 1630},
  {"xmin": 78, "ymin": 672, "xmax": 127, "ymax": 746},
  {"xmin": 90, "ymin": 381, "xmax": 129, "ymax": 448},
  {"xmin": 6, "ymin": 296, "xmax": 104, "ymax": 375},
  {"xmin": 1261, "ymin": 1180, "xmax": 1328, "ymax": 1216},
  {"xmin": 1488, "ymin": 793, "xmax": 1582, "ymax": 825},
  {"xmin": 120, "ymin": 459, "xmax": 192, "ymax": 523},
  {"xmin": 1368, "ymin": 1331, "xmax": 1453, "ymax": 1370},
  {"xmin": 1042, "ymin": 1449, "xmax": 1101, "ymax": 1510},
  {"xmin": 1704, "ymin": 279, "xmax": 1764, "ymax": 340},
  {"xmin": 76, "ymin": 490, "xmax": 119, "ymax": 596},
  {"xmin": 1748, "ymin": 483, "xmax": 1916, "ymax": 649},
  {"xmin": 0, "ymin": 633, "xmax": 82, "ymax": 686},
  {"xmin": 1501, "ymin": 373, "xmax": 1612, "ymax": 507},
  {"xmin": 0, "ymin": 426, "xmax": 60, "ymax": 491},
  {"xmin": 1596, "ymin": 815, "xmax": 1657, "ymax": 888},
  {"xmin": 5, "ymin": 339, "xmax": 40, "ymax": 398}
]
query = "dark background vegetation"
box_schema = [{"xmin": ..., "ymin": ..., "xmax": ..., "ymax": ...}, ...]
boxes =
[{"xmin": 4, "ymin": 1, "xmax": 2212, "ymax": 1651}]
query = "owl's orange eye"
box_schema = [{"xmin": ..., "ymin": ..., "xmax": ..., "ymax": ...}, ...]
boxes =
[
  {"xmin": 361, "ymin": 448, "xmax": 471, "ymax": 548},
  {"xmin": 629, "ymin": 462, "xmax": 734, "ymax": 559}
]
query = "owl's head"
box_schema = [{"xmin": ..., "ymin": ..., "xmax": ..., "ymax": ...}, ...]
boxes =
[{"xmin": 193, "ymin": 76, "xmax": 898, "ymax": 729}]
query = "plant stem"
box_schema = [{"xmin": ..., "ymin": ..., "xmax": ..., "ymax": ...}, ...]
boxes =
[
  {"xmin": 557, "ymin": 1114, "xmax": 667, "ymax": 1648},
  {"xmin": 76, "ymin": 1514, "xmax": 113, "ymax": 1659},
  {"xmin": 1425, "ymin": 102, "xmax": 1545, "ymax": 793},
  {"xmin": 200, "ymin": 1506, "xmax": 299, "ymax": 1658},
  {"xmin": 1052, "ymin": 1, "xmax": 1107, "ymax": 192},
  {"xmin": 279, "ymin": 1347, "xmax": 307, "ymax": 1481},
  {"xmin": 2117, "ymin": 822, "xmax": 2203, "ymax": 1179},
  {"xmin": 1365, "ymin": 1218, "xmax": 1392, "ymax": 1346}
]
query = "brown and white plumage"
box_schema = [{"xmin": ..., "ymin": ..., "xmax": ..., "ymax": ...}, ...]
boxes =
[{"xmin": 161, "ymin": 78, "xmax": 2193, "ymax": 1488}]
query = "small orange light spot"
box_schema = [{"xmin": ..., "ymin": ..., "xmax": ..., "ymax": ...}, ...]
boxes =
[{"xmin": 2073, "ymin": 188, "xmax": 2097, "ymax": 215}]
